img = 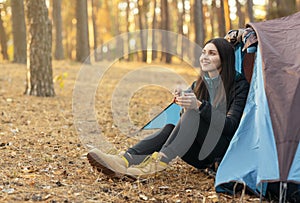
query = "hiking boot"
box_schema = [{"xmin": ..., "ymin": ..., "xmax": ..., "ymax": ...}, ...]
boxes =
[
  {"xmin": 125, "ymin": 152, "xmax": 168, "ymax": 177},
  {"xmin": 87, "ymin": 148, "xmax": 129, "ymax": 177}
]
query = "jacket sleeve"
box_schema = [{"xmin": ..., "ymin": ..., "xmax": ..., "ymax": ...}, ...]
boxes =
[{"xmin": 198, "ymin": 76, "xmax": 250, "ymax": 140}]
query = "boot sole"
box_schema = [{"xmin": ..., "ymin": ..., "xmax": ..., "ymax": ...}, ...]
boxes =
[
  {"xmin": 87, "ymin": 151, "xmax": 137, "ymax": 180},
  {"xmin": 87, "ymin": 151, "xmax": 119, "ymax": 177}
]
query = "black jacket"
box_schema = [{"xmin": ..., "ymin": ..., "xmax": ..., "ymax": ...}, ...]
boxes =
[
  {"xmin": 186, "ymin": 73, "xmax": 250, "ymax": 166},
  {"xmin": 198, "ymin": 73, "xmax": 250, "ymax": 141}
]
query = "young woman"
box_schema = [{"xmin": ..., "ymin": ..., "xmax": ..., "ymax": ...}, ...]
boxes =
[{"xmin": 87, "ymin": 38, "xmax": 250, "ymax": 177}]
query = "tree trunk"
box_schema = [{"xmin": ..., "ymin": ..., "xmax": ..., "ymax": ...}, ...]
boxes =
[
  {"xmin": 223, "ymin": 0, "xmax": 231, "ymax": 31},
  {"xmin": 194, "ymin": 0, "xmax": 204, "ymax": 67},
  {"xmin": 176, "ymin": 0, "xmax": 184, "ymax": 60},
  {"xmin": 52, "ymin": 0, "xmax": 64, "ymax": 60},
  {"xmin": 267, "ymin": 0, "xmax": 294, "ymax": 19},
  {"xmin": 91, "ymin": 0, "xmax": 100, "ymax": 61},
  {"xmin": 137, "ymin": 0, "xmax": 147, "ymax": 62},
  {"xmin": 278, "ymin": 0, "xmax": 296, "ymax": 17},
  {"xmin": 76, "ymin": 0, "xmax": 90, "ymax": 64},
  {"xmin": 180, "ymin": 0, "xmax": 186, "ymax": 61},
  {"xmin": 61, "ymin": 1, "xmax": 75, "ymax": 60},
  {"xmin": 114, "ymin": 2, "xmax": 124, "ymax": 61},
  {"xmin": 25, "ymin": 0, "xmax": 55, "ymax": 97},
  {"xmin": 161, "ymin": 0, "xmax": 172, "ymax": 63},
  {"xmin": 11, "ymin": 0, "xmax": 27, "ymax": 63},
  {"xmin": 247, "ymin": 0, "xmax": 254, "ymax": 22},
  {"xmin": 151, "ymin": 0, "xmax": 157, "ymax": 61},
  {"xmin": 209, "ymin": 1, "xmax": 216, "ymax": 38},
  {"xmin": 217, "ymin": 0, "xmax": 226, "ymax": 37},
  {"xmin": 267, "ymin": 0, "xmax": 275, "ymax": 19},
  {"xmin": 0, "ymin": 7, "xmax": 8, "ymax": 61},
  {"xmin": 236, "ymin": 0, "xmax": 245, "ymax": 28},
  {"xmin": 126, "ymin": 0, "xmax": 132, "ymax": 61}
]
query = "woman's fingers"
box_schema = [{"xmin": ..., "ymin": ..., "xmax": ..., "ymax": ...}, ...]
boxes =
[
  {"xmin": 176, "ymin": 93, "xmax": 198, "ymax": 109},
  {"xmin": 173, "ymin": 87, "xmax": 183, "ymax": 102},
  {"xmin": 177, "ymin": 96, "xmax": 193, "ymax": 106}
]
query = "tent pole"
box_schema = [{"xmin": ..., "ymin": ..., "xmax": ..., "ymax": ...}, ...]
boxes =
[
  {"xmin": 279, "ymin": 182, "xmax": 288, "ymax": 203},
  {"xmin": 279, "ymin": 182, "xmax": 283, "ymax": 203},
  {"xmin": 259, "ymin": 183, "xmax": 263, "ymax": 203},
  {"xmin": 283, "ymin": 183, "xmax": 287, "ymax": 203}
]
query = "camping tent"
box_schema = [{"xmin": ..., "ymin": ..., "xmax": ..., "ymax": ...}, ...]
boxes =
[
  {"xmin": 215, "ymin": 11, "xmax": 300, "ymax": 202},
  {"xmin": 138, "ymin": 102, "xmax": 182, "ymax": 131}
]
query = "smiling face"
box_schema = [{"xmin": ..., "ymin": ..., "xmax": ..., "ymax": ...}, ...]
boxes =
[{"xmin": 199, "ymin": 43, "xmax": 221, "ymax": 78}]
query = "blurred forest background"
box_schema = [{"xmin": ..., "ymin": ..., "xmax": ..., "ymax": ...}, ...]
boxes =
[
  {"xmin": 0, "ymin": 0, "xmax": 299, "ymax": 96},
  {"xmin": 0, "ymin": 1, "xmax": 300, "ymax": 201}
]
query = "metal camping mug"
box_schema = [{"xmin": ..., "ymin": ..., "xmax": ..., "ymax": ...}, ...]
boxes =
[{"xmin": 181, "ymin": 88, "xmax": 193, "ymax": 96}]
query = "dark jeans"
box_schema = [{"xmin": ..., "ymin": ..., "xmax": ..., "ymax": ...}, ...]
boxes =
[{"xmin": 125, "ymin": 110, "xmax": 230, "ymax": 169}]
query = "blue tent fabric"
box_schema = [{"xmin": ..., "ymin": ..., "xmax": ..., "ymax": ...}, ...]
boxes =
[
  {"xmin": 234, "ymin": 43, "xmax": 244, "ymax": 75},
  {"xmin": 215, "ymin": 47, "xmax": 279, "ymax": 195},
  {"xmin": 288, "ymin": 142, "xmax": 300, "ymax": 182},
  {"xmin": 142, "ymin": 102, "xmax": 182, "ymax": 130}
]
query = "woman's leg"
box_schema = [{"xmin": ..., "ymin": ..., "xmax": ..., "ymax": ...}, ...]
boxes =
[
  {"xmin": 125, "ymin": 110, "xmax": 200, "ymax": 176},
  {"xmin": 124, "ymin": 124, "xmax": 175, "ymax": 165},
  {"xmin": 159, "ymin": 110, "xmax": 200, "ymax": 163},
  {"xmin": 181, "ymin": 133, "xmax": 230, "ymax": 169},
  {"xmin": 158, "ymin": 109, "xmax": 229, "ymax": 167}
]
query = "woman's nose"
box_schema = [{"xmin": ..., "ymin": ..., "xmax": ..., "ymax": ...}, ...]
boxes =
[{"xmin": 200, "ymin": 53, "xmax": 207, "ymax": 61}]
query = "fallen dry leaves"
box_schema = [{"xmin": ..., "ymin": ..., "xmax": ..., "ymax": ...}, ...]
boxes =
[{"xmin": 0, "ymin": 61, "xmax": 262, "ymax": 202}]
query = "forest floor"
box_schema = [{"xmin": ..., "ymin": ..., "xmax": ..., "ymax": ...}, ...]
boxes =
[{"xmin": 0, "ymin": 60, "xmax": 263, "ymax": 202}]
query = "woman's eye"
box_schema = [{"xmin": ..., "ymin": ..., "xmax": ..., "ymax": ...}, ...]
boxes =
[
  {"xmin": 201, "ymin": 50, "xmax": 218, "ymax": 56},
  {"xmin": 210, "ymin": 52, "xmax": 218, "ymax": 56}
]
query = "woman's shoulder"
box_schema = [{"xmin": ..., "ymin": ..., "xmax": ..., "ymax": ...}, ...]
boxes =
[
  {"xmin": 233, "ymin": 72, "xmax": 250, "ymax": 92},
  {"xmin": 235, "ymin": 72, "xmax": 249, "ymax": 85},
  {"xmin": 191, "ymin": 81, "xmax": 197, "ymax": 90}
]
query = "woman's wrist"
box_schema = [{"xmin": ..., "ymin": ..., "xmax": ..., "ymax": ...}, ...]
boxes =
[
  {"xmin": 195, "ymin": 99, "xmax": 202, "ymax": 110},
  {"xmin": 196, "ymin": 100, "xmax": 202, "ymax": 109}
]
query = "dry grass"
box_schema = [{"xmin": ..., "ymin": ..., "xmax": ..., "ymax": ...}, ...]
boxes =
[{"xmin": 0, "ymin": 60, "xmax": 260, "ymax": 202}]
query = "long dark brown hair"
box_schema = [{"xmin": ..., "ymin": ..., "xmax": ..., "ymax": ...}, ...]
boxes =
[{"xmin": 194, "ymin": 38, "xmax": 236, "ymax": 108}]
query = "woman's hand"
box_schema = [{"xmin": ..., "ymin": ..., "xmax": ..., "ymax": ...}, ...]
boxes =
[
  {"xmin": 173, "ymin": 87, "xmax": 183, "ymax": 103},
  {"xmin": 176, "ymin": 92, "xmax": 202, "ymax": 110}
]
